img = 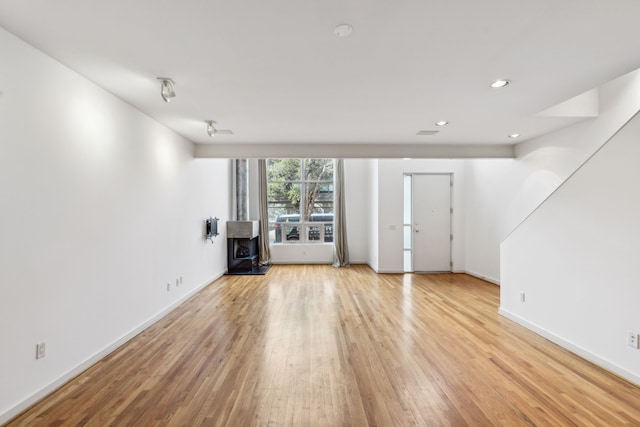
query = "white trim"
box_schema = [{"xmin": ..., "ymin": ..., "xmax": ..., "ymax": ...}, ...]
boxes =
[
  {"xmin": 465, "ymin": 269, "xmax": 500, "ymax": 285},
  {"xmin": 248, "ymin": 260, "xmax": 369, "ymax": 266},
  {"xmin": 196, "ymin": 143, "xmax": 515, "ymax": 159},
  {"xmin": 0, "ymin": 271, "xmax": 225, "ymax": 425},
  {"xmin": 269, "ymin": 243, "xmax": 334, "ymax": 247},
  {"xmin": 498, "ymin": 307, "xmax": 640, "ymax": 387},
  {"xmin": 271, "ymin": 261, "xmax": 332, "ymax": 265}
]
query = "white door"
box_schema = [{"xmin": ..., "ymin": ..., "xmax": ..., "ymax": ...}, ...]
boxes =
[{"xmin": 412, "ymin": 174, "xmax": 452, "ymax": 272}]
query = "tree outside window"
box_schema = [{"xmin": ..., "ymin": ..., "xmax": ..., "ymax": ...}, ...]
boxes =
[{"xmin": 267, "ymin": 159, "xmax": 334, "ymax": 243}]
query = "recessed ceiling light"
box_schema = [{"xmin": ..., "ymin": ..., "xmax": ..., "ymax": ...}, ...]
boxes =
[
  {"xmin": 334, "ymin": 24, "xmax": 353, "ymax": 37},
  {"xmin": 490, "ymin": 79, "xmax": 510, "ymax": 88},
  {"xmin": 508, "ymin": 133, "xmax": 521, "ymax": 138},
  {"xmin": 435, "ymin": 121, "xmax": 448, "ymax": 126}
]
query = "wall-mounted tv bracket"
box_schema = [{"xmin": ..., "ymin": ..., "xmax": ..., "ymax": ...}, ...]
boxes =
[{"xmin": 205, "ymin": 217, "xmax": 220, "ymax": 243}]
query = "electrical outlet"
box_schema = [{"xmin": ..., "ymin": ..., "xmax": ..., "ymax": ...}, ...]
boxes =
[
  {"xmin": 36, "ymin": 342, "xmax": 46, "ymax": 359},
  {"xmin": 179, "ymin": 276, "xmax": 183, "ymax": 284},
  {"xmin": 519, "ymin": 291, "xmax": 526, "ymax": 302},
  {"xmin": 167, "ymin": 282, "xmax": 171, "ymax": 292},
  {"xmin": 176, "ymin": 278, "xmax": 179, "ymax": 287},
  {"xmin": 628, "ymin": 331, "xmax": 639, "ymax": 349}
]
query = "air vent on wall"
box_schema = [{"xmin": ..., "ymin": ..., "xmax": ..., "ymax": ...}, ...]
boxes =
[
  {"xmin": 416, "ymin": 130, "xmax": 439, "ymax": 136},
  {"xmin": 215, "ymin": 130, "xmax": 234, "ymax": 135}
]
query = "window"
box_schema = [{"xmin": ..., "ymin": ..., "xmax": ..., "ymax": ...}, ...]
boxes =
[{"xmin": 267, "ymin": 159, "xmax": 334, "ymax": 243}]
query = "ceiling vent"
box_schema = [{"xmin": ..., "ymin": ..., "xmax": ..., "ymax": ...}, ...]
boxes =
[{"xmin": 416, "ymin": 130, "xmax": 439, "ymax": 136}]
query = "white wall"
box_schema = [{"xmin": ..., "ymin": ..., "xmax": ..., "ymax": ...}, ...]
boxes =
[
  {"xmin": 367, "ymin": 160, "xmax": 379, "ymax": 271},
  {"xmin": 0, "ymin": 28, "xmax": 230, "ymax": 422},
  {"xmin": 376, "ymin": 159, "xmax": 466, "ymax": 273},
  {"xmin": 500, "ymin": 110, "xmax": 640, "ymax": 386},
  {"xmin": 463, "ymin": 159, "xmax": 513, "ymax": 283},
  {"xmin": 464, "ymin": 68, "xmax": 640, "ymax": 284},
  {"xmin": 269, "ymin": 243, "xmax": 334, "ymax": 264}
]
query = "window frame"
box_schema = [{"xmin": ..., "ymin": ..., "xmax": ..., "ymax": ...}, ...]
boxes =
[{"xmin": 267, "ymin": 158, "xmax": 335, "ymax": 244}]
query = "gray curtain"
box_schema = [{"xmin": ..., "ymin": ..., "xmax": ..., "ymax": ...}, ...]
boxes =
[
  {"xmin": 258, "ymin": 159, "xmax": 272, "ymax": 265},
  {"xmin": 333, "ymin": 159, "xmax": 350, "ymax": 267}
]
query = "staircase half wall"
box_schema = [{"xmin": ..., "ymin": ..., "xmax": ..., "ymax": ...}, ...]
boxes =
[{"xmin": 500, "ymin": 109, "xmax": 640, "ymax": 386}]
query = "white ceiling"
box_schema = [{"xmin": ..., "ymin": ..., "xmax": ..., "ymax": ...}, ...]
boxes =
[{"xmin": 2, "ymin": 0, "xmax": 640, "ymax": 152}]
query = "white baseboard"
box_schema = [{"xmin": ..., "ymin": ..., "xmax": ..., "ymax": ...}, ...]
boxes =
[
  {"xmin": 271, "ymin": 260, "xmax": 332, "ymax": 265},
  {"xmin": 465, "ymin": 270, "xmax": 500, "ymax": 285},
  {"xmin": 244, "ymin": 261, "xmax": 369, "ymax": 267},
  {"xmin": 498, "ymin": 307, "xmax": 640, "ymax": 387},
  {"xmin": 0, "ymin": 271, "xmax": 224, "ymax": 425},
  {"xmin": 377, "ymin": 269, "xmax": 475, "ymax": 275}
]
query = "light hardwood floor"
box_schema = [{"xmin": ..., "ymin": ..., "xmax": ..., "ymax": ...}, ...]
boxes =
[{"xmin": 7, "ymin": 265, "xmax": 640, "ymax": 426}]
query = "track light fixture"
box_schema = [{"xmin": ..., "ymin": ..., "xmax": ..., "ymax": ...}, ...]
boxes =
[
  {"xmin": 206, "ymin": 120, "xmax": 217, "ymax": 138},
  {"xmin": 157, "ymin": 77, "xmax": 176, "ymax": 102}
]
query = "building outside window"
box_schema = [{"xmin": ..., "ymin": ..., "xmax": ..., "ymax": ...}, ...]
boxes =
[{"xmin": 267, "ymin": 159, "xmax": 334, "ymax": 243}]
